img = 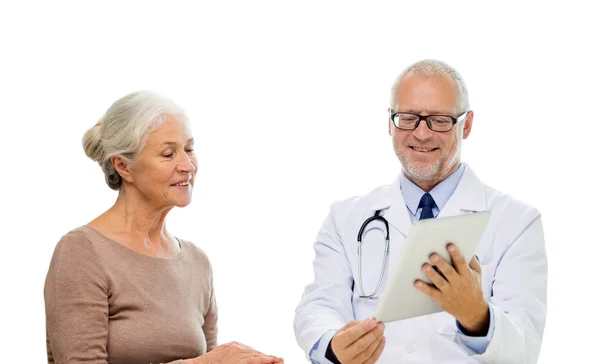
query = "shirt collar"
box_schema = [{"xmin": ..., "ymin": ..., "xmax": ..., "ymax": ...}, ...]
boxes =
[{"xmin": 400, "ymin": 163, "xmax": 466, "ymax": 215}]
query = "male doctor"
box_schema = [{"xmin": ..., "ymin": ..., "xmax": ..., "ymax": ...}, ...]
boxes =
[{"xmin": 293, "ymin": 59, "xmax": 547, "ymax": 363}]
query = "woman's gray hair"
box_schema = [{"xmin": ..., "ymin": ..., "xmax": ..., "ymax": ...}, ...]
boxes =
[
  {"xmin": 390, "ymin": 59, "xmax": 470, "ymax": 114},
  {"xmin": 82, "ymin": 90, "xmax": 188, "ymax": 190}
]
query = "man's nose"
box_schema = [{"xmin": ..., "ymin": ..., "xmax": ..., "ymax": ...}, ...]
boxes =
[{"xmin": 412, "ymin": 119, "xmax": 435, "ymax": 140}]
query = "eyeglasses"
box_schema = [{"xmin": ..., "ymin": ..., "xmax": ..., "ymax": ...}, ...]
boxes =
[{"xmin": 389, "ymin": 110, "xmax": 469, "ymax": 132}]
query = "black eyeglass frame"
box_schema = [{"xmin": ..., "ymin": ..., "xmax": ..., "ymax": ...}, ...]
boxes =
[{"xmin": 389, "ymin": 109, "xmax": 469, "ymax": 132}]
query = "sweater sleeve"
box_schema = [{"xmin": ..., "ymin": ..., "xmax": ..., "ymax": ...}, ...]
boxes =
[
  {"xmin": 202, "ymin": 263, "xmax": 218, "ymax": 352},
  {"xmin": 44, "ymin": 232, "xmax": 110, "ymax": 363}
]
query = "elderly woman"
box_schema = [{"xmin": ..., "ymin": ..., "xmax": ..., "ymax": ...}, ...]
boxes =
[{"xmin": 44, "ymin": 91, "xmax": 283, "ymax": 364}]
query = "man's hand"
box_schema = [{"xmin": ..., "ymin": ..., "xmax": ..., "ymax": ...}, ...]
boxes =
[
  {"xmin": 414, "ymin": 243, "xmax": 490, "ymax": 336},
  {"xmin": 330, "ymin": 319, "xmax": 386, "ymax": 364}
]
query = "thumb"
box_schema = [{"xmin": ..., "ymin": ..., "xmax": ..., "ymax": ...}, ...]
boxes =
[
  {"xmin": 339, "ymin": 320, "xmax": 360, "ymax": 332},
  {"xmin": 469, "ymin": 255, "xmax": 481, "ymax": 275}
]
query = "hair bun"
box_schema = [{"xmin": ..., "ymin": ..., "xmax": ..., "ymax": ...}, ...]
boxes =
[{"xmin": 82, "ymin": 120, "xmax": 105, "ymax": 163}]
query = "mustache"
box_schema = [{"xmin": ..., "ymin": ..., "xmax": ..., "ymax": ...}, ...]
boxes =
[
  {"xmin": 405, "ymin": 144, "xmax": 441, "ymax": 148},
  {"xmin": 403, "ymin": 139, "xmax": 443, "ymax": 148}
]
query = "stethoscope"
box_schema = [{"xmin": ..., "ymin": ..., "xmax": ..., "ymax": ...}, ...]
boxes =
[{"xmin": 356, "ymin": 210, "xmax": 390, "ymax": 299}]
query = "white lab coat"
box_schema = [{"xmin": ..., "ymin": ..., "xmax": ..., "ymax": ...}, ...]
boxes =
[{"xmin": 294, "ymin": 165, "xmax": 547, "ymax": 363}]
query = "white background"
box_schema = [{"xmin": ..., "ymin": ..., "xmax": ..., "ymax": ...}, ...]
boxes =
[{"xmin": 1, "ymin": 0, "xmax": 598, "ymax": 362}]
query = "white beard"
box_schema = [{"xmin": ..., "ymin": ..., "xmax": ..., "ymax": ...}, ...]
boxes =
[{"xmin": 398, "ymin": 126, "xmax": 463, "ymax": 182}]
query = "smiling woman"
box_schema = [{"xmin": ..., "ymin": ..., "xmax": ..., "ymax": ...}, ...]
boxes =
[{"xmin": 43, "ymin": 91, "xmax": 283, "ymax": 364}]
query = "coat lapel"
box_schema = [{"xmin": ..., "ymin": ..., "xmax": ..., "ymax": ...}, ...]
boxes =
[
  {"xmin": 370, "ymin": 176, "xmax": 413, "ymax": 238},
  {"xmin": 437, "ymin": 164, "xmax": 488, "ymax": 218}
]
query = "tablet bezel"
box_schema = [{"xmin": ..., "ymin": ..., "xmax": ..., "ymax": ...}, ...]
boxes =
[{"xmin": 373, "ymin": 211, "xmax": 491, "ymax": 323}]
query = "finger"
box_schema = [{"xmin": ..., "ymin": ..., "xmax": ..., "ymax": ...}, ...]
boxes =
[
  {"xmin": 414, "ymin": 279, "xmax": 439, "ymax": 299},
  {"xmin": 351, "ymin": 328, "xmax": 385, "ymax": 363},
  {"xmin": 429, "ymin": 253, "xmax": 458, "ymax": 283},
  {"xmin": 242, "ymin": 354, "xmax": 285, "ymax": 364},
  {"xmin": 422, "ymin": 263, "xmax": 449, "ymax": 290},
  {"xmin": 347, "ymin": 322, "xmax": 385, "ymax": 359},
  {"xmin": 263, "ymin": 356, "xmax": 284, "ymax": 363},
  {"xmin": 265, "ymin": 357, "xmax": 284, "ymax": 363},
  {"xmin": 242, "ymin": 357, "xmax": 283, "ymax": 364},
  {"xmin": 256, "ymin": 356, "xmax": 284, "ymax": 364},
  {"xmin": 339, "ymin": 320, "xmax": 360, "ymax": 332},
  {"xmin": 447, "ymin": 243, "xmax": 469, "ymax": 275},
  {"xmin": 365, "ymin": 336, "xmax": 386, "ymax": 364},
  {"xmin": 469, "ymin": 256, "xmax": 481, "ymax": 275},
  {"xmin": 337, "ymin": 319, "xmax": 378, "ymax": 348}
]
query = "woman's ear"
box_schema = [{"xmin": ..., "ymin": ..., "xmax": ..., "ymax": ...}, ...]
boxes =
[{"xmin": 111, "ymin": 156, "xmax": 134, "ymax": 184}]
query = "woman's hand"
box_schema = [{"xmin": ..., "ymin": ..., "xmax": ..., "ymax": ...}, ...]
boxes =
[{"xmin": 185, "ymin": 342, "xmax": 284, "ymax": 364}]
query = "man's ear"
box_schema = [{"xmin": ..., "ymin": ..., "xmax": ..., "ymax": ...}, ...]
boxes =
[
  {"xmin": 462, "ymin": 111, "xmax": 474, "ymax": 139},
  {"xmin": 111, "ymin": 155, "xmax": 134, "ymax": 184}
]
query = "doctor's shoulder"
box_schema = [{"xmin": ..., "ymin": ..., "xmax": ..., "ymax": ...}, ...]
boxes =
[
  {"xmin": 326, "ymin": 183, "xmax": 392, "ymax": 223},
  {"xmin": 481, "ymin": 183, "xmax": 544, "ymax": 241},
  {"xmin": 484, "ymin": 183, "xmax": 541, "ymax": 219}
]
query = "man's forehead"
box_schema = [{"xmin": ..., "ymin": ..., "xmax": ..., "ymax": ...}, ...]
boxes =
[
  {"xmin": 398, "ymin": 108, "xmax": 456, "ymax": 115},
  {"xmin": 398, "ymin": 71, "xmax": 457, "ymax": 90},
  {"xmin": 393, "ymin": 72, "xmax": 459, "ymax": 111}
]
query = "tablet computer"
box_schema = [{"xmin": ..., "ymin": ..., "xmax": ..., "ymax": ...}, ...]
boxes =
[{"xmin": 373, "ymin": 211, "xmax": 491, "ymax": 323}]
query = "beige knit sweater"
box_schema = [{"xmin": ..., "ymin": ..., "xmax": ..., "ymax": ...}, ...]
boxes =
[{"xmin": 44, "ymin": 226, "xmax": 218, "ymax": 364}]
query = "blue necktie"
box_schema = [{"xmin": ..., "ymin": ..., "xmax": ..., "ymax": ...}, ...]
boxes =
[{"xmin": 419, "ymin": 193, "xmax": 436, "ymax": 220}]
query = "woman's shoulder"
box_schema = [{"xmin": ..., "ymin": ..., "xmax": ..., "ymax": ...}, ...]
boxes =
[
  {"xmin": 52, "ymin": 226, "xmax": 98, "ymax": 256},
  {"xmin": 46, "ymin": 226, "xmax": 107, "ymax": 285},
  {"xmin": 178, "ymin": 238, "xmax": 212, "ymax": 266}
]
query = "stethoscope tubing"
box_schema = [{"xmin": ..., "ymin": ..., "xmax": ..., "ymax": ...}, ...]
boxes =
[{"xmin": 356, "ymin": 210, "xmax": 391, "ymax": 299}]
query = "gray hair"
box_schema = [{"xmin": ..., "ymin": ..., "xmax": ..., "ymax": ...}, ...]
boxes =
[
  {"xmin": 390, "ymin": 59, "xmax": 470, "ymax": 114},
  {"xmin": 82, "ymin": 90, "xmax": 188, "ymax": 190}
]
